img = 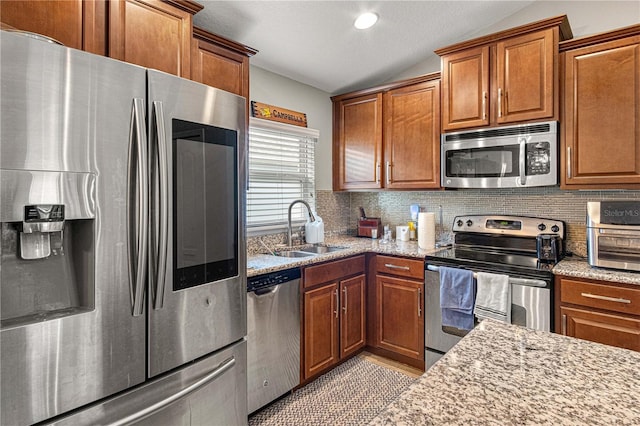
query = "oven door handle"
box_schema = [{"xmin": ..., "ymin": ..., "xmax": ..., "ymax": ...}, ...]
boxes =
[{"xmin": 426, "ymin": 264, "xmax": 547, "ymax": 288}]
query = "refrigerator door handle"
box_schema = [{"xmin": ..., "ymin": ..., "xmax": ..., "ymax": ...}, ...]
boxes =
[
  {"xmin": 109, "ymin": 356, "xmax": 237, "ymax": 426},
  {"xmin": 152, "ymin": 101, "xmax": 169, "ymax": 310},
  {"xmin": 128, "ymin": 98, "xmax": 149, "ymax": 317}
]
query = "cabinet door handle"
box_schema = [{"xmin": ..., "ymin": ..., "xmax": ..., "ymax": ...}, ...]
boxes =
[
  {"xmin": 334, "ymin": 288, "xmax": 339, "ymax": 318},
  {"xmin": 386, "ymin": 161, "xmax": 392, "ymax": 184},
  {"xmin": 566, "ymin": 147, "xmax": 572, "ymax": 179},
  {"xmin": 376, "ymin": 162, "xmax": 381, "ymax": 183},
  {"xmin": 581, "ymin": 292, "xmax": 631, "ymax": 304},
  {"xmin": 561, "ymin": 313, "xmax": 567, "ymax": 335},
  {"xmin": 418, "ymin": 288, "xmax": 422, "ymax": 317},
  {"xmin": 498, "ymin": 88, "xmax": 503, "ymax": 118},
  {"xmin": 342, "ymin": 286, "xmax": 347, "ymax": 313},
  {"xmin": 482, "ymin": 91, "xmax": 487, "ymax": 120},
  {"xmin": 384, "ymin": 263, "xmax": 410, "ymax": 271}
]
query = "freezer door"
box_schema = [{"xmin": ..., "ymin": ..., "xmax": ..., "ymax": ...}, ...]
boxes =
[
  {"xmin": 0, "ymin": 33, "xmax": 146, "ymax": 425},
  {"xmin": 51, "ymin": 340, "xmax": 248, "ymax": 426},
  {"xmin": 147, "ymin": 70, "xmax": 247, "ymax": 377}
]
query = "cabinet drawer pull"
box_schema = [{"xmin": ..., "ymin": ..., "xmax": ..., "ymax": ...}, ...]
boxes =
[
  {"xmin": 498, "ymin": 88, "xmax": 502, "ymax": 118},
  {"xmin": 376, "ymin": 162, "xmax": 381, "ymax": 183},
  {"xmin": 581, "ymin": 292, "xmax": 631, "ymax": 304},
  {"xmin": 418, "ymin": 288, "xmax": 422, "ymax": 317},
  {"xmin": 384, "ymin": 263, "xmax": 410, "ymax": 271},
  {"xmin": 561, "ymin": 313, "xmax": 567, "ymax": 335},
  {"xmin": 342, "ymin": 286, "xmax": 347, "ymax": 313},
  {"xmin": 567, "ymin": 147, "xmax": 572, "ymax": 179},
  {"xmin": 334, "ymin": 288, "xmax": 339, "ymax": 318}
]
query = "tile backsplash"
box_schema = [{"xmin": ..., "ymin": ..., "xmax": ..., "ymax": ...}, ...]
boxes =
[{"xmin": 314, "ymin": 188, "xmax": 640, "ymax": 258}]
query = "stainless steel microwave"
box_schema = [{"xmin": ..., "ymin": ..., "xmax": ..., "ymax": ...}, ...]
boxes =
[{"xmin": 441, "ymin": 121, "xmax": 558, "ymax": 188}]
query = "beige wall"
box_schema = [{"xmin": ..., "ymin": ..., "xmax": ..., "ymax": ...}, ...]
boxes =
[{"xmin": 249, "ymin": 66, "xmax": 334, "ymax": 190}]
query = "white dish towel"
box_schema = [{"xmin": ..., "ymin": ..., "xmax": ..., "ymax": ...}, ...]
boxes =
[{"xmin": 474, "ymin": 272, "xmax": 511, "ymax": 324}]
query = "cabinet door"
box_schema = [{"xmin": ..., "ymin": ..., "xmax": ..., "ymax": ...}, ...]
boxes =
[
  {"xmin": 333, "ymin": 93, "xmax": 383, "ymax": 190},
  {"xmin": 109, "ymin": 0, "xmax": 192, "ymax": 77},
  {"xmin": 376, "ymin": 275, "xmax": 424, "ymax": 360},
  {"xmin": 303, "ymin": 282, "xmax": 339, "ymax": 380},
  {"xmin": 562, "ymin": 35, "xmax": 640, "ymax": 188},
  {"xmin": 191, "ymin": 36, "xmax": 249, "ymax": 97},
  {"xmin": 383, "ymin": 80, "xmax": 441, "ymax": 189},
  {"xmin": 496, "ymin": 29, "xmax": 555, "ymax": 124},
  {"xmin": 561, "ymin": 307, "xmax": 640, "ymax": 351},
  {"xmin": 441, "ymin": 46, "xmax": 490, "ymax": 131},
  {"xmin": 0, "ymin": 0, "xmax": 105, "ymax": 54},
  {"xmin": 340, "ymin": 275, "xmax": 366, "ymax": 358}
]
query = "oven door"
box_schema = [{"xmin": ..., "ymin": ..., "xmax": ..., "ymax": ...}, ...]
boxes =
[
  {"xmin": 441, "ymin": 132, "xmax": 557, "ymax": 189},
  {"xmin": 424, "ymin": 265, "xmax": 551, "ymax": 369}
]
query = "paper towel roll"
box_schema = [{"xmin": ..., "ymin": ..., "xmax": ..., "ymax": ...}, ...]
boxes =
[{"xmin": 418, "ymin": 212, "xmax": 436, "ymax": 249}]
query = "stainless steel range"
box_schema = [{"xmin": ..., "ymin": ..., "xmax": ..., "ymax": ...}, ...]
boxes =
[{"xmin": 424, "ymin": 215, "xmax": 565, "ymax": 368}]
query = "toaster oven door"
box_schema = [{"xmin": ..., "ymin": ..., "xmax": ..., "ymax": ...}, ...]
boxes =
[{"xmin": 587, "ymin": 228, "xmax": 640, "ymax": 272}]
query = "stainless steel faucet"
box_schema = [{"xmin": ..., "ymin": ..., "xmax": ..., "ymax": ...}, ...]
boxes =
[{"xmin": 288, "ymin": 199, "xmax": 315, "ymax": 246}]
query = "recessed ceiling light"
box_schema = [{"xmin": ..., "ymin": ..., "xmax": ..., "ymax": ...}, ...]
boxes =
[{"xmin": 354, "ymin": 12, "xmax": 378, "ymax": 30}]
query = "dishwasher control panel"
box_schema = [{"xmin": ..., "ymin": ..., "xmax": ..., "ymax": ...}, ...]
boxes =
[{"xmin": 247, "ymin": 267, "xmax": 301, "ymax": 292}]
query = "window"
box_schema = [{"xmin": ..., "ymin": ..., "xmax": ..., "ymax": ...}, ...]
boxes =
[{"xmin": 247, "ymin": 117, "xmax": 318, "ymax": 235}]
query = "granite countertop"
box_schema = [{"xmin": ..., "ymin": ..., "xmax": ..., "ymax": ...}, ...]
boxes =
[
  {"xmin": 248, "ymin": 236, "xmax": 640, "ymax": 286},
  {"xmin": 370, "ymin": 319, "xmax": 640, "ymax": 425},
  {"xmin": 553, "ymin": 258, "xmax": 640, "ymax": 286},
  {"xmin": 247, "ymin": 236, "xmax": 437, "ymax": 277}
]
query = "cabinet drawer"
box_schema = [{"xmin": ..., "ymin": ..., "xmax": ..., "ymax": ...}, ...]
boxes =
[
  {"xmin": 303, "ymin": 255, "xmax": 365, "ymax": 289},
  {"xmin": 560, "ymin": 306, "xmax": 640, "ymax": 352},
  {"xmin": 560, "ymin": 278, "xmax": 640, "ymax": 316},
  {"xmin": 375, "ymin": 255, "xmax": 424, "ymax": 280}
]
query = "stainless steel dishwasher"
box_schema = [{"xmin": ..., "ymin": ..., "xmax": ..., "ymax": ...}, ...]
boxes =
[{"xmin": 247, "ymin": 268, "xmax": 301, "ymax": 414}]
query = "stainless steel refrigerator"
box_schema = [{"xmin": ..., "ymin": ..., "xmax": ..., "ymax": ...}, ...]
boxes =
[{"xmin": 0, "ymin": 31, "xmax": 247, "ymax": 425}]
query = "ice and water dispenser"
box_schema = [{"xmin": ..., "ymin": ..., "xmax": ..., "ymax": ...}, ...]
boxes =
[{"xmin": 0, "ymin": 170, "xmax": 96, "ymax": 327}]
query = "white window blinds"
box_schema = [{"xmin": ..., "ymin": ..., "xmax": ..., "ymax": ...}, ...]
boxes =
[{"xmin": 247, "ymin": 117, "xmax": 318, "ymax": 234}]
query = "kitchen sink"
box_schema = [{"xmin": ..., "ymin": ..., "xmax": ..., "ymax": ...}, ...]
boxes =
[
  {"xmin": 299, "ymin": 246, "xmax": 347, "ymax": 254},
  {"xmin": 274, "ymin": 250, "xmax": 316, "ymax": 258}
]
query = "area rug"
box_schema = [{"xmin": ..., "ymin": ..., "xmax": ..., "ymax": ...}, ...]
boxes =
[{"xmin": 249, "ymin": 354, "xmax": 416, "ymax": 426}]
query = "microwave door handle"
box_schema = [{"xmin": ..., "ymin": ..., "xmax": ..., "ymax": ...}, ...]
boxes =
[
  {"xmin": 152, "ymin": 101, "xmax": 169, "ymax": 310},
  {"xmin": 518, "ymin": 138, "xmax": 527, "ymax": 186},
  {"xmin": 128, "ymin": 98, "xmax": 149, "ymax": 317}
]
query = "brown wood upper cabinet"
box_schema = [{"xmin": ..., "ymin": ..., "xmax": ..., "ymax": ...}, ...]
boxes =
[
  {"xmin": 0, "ymin": 0, "xmax": 107, "ymax": 54},
  {"xmin": 332, "ymin": 75, "xmax": 441, "ymax": 191},
  {"xmin": 109, "ymin": 0, "xmax": 202, "ymax": 78},
  {"xmin": 191, "ymin": 27, "xmax": 257, "ymax": 97},
  {"xmin": 437, "ymin": 15, "xmax": 572, "ymax": 132},
  {"xmin": 560, "ymin": 25, "xmax": 640, "ymax": 189}
]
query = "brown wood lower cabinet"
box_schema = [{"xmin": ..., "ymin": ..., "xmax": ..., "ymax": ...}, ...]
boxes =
[
  {"xmin": 369, "ymin": 255, "xmax": 425, "ymax": 370},
  {"xmin": 376, "ymin": 275, "xmax": 424, "ymax": 360},
  {"xmin": 556, "ymin": 275, "xmax": 640, "ymax": 352},
  {"xmin": 302, "ymin": 256, "xmax": 366, "ymax": 381},
  {"xmin": 560, "ymin": 306, "xmax": 640, "ymax": 351}
]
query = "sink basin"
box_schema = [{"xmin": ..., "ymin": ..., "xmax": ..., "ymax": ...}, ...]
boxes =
[
  {"xmin": 299, "ymin": 246, "xmax": 347, "ymax": 254},
  {"xmin": 274, "ymin": 250, "xmax": 316, "ymax": 258}
]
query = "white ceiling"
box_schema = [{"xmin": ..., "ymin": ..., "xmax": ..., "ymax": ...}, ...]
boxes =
[{"xmin": 194, "ymin": 1, "xmax": 537, "ymax": 95}]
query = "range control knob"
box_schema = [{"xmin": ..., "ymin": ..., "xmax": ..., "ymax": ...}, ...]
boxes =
[
  {"xmin": 551, "ymin": 225, "xmax": 560, "ymax": 233},
  {"xmin": 456, "ymin": 220, "xmax": 464, "ymax": 227},
  {"xmin": 466, "ymin": 220, "xmax": 473, "ymax": 227},
  {"xmin": 538, "ymin": 223, "xmax": 547, "ymax": 231}
]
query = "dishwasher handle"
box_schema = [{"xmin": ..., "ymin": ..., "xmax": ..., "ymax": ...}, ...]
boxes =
[{"xmin": 251, "ymin": 286, "xmax": 279, "ymax": 296}]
